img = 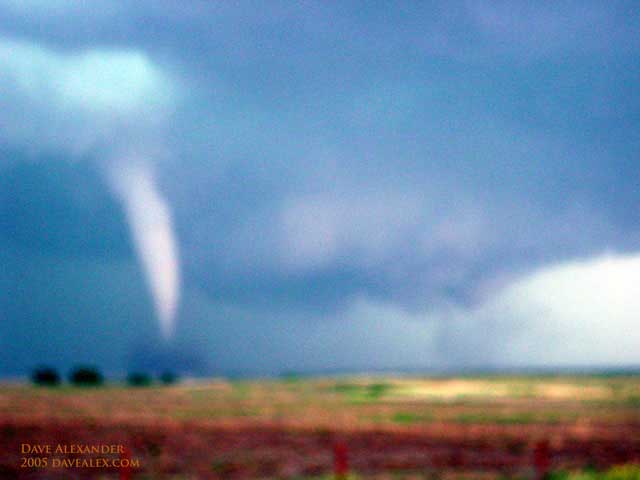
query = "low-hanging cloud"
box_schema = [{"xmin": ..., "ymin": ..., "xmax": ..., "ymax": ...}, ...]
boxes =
[
  {"xmin": 0, "ymin": 37, "xmax": 181, "ymax": 338},
  {"xmin": 343, "ymin": 250, "xmax": 640, "ymax": 368},
  {"xmin": 493, "ymin": 251, "xmax": 640, "ymax": 365}
]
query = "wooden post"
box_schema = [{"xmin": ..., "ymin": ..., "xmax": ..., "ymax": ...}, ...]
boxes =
[
  {"xmin": 120, "ymin": 446, "xmax": 132, "ymax": 480},
  {"xmin": 534, "ymin": 440, "xmax": 550, "ymax": 480},
  {"xmin": 333, "ymin": 441, "xmax": 349, "ymax": 479}
]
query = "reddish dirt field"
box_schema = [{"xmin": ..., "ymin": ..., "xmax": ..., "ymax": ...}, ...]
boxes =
[{"xmin": 4, "ymin": 419, "xmax": 640, "ymax": 479}]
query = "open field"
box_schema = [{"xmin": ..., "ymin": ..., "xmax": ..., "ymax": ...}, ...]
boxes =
[{"xmin": 2, "ymin": 375, "xmax": 639, "ymax": 479}]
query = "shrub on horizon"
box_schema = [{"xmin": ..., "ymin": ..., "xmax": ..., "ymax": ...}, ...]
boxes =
[
  {"xmin": 159, "ymin": 371, "xmax": 178, "ymax": 385},
  {"xmin": 69, "ymin": 366, "xmax": 103, "ymax": 387},
  {"xmin": 31, "ymin": 366, "xmax": 61, "ymax": 386},
  {"xmin": 127, "ymin": 372, "xmax": 152, "ymax": 387}
]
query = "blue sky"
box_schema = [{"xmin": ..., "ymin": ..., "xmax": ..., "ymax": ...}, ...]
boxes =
[{"xmin": 1, "ymin": 1, "xmax": 639, "ymax": 376}]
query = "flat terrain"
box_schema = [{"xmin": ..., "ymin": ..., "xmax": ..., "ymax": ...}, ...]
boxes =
[{"xmin": 1, "ymin": 375, "xmax": 639, "ymax": 479}]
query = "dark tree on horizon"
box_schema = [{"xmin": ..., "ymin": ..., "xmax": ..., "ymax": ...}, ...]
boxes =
[
  {"xmin": 31, "ymin": 366, "xmax": 61, "ymax": 386},
  {"xmin": 69, "ymin": 366, "xmax": 103, "ymax": 387}
]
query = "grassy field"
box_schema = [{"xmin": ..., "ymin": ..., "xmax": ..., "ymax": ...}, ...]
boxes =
[
  {"xmin": 1, "ymin": 375, "xmax": 639, "ymax": 479},
  {"xmin": 3, "ymin": 374, "xmax": 640, "ymax": 426}
]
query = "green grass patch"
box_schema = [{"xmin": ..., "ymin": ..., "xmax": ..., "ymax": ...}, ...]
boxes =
[
  {"xmin": 334, "ymin": 382, "xmax": 393, "ymax": 403},
  {"xmin": 392, "ymin": 412, "xmax": 433, "ymax": 424},
  {"xmin": 624, "ymin": 396, "xmax": 640, "ymax": 407},
  {"xmin": 454, "ymin": 412, "xmax": 536, "ymax": 425},
  {"xmin": 550, "ymin": 464, "xmax": 640, "ymax": 480}
]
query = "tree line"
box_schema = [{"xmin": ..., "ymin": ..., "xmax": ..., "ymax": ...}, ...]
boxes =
[{"xmin": 31, "ymin": 365, "xmax": 178, "ymax": 387}]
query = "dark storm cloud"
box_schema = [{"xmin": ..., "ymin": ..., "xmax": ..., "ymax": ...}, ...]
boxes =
[
  {"xmin": 0, "ymin": 240, "xmax": 156, "ymax": 376},
  {"xmin": 1, "ymin": 1, "xmax": 640, "ymax": 374},
  {"xmin": 0, "ymin": 155, "xmax": 132, "ymax": 259}
]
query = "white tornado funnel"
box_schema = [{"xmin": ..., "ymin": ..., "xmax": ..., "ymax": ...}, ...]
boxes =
[{"xmin": 108, "ymin": 160, "xmax": 180, "ymax": 339}]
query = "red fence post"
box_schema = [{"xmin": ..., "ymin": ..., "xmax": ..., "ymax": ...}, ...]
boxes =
[
  {"xmin": 534, "ymin": 440, "xmax": 550, "ymax": 480},
  {"xmin": 333, "ymin": 442, "xmax": 349, "ymax": 479},
  {"xmin": 120, "ymin": 446, "xmax": 132, "ymax": 480}
]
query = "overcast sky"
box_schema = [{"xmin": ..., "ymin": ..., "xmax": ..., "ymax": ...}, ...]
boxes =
[{"xmin": 1, "ymin": 1, "xmax": 639, "ymax": 377}]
